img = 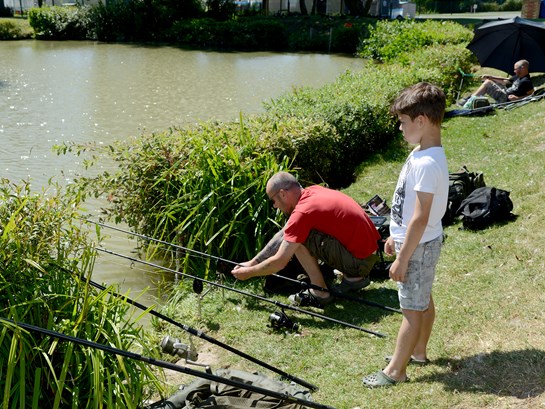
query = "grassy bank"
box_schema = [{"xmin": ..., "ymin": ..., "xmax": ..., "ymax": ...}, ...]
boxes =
[{"xmin": 150, "ymin": 94, "xmax": 545, "ymax": 408}]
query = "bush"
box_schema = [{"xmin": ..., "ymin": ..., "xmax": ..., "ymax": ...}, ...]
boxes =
[
  {"xmin": 169, "ymin": 17, "xmax": 288, "ymax": 50},
  {"xmin": 28, "ymin": 6, "xmax": 90, "ymax": 40},
  {"xmin": 86, "ymin": 0, "xmax": 204, "ymax": 42},
  {"xmin": 393, "ymin": 43, "xmax": 476, "ymax": 102},
  {"xmin": 0, "ymin": 180, "xmax": 162, "ymax": 407},
  {"xmin": 168, "ymin": 16, "xmax": 370, "ymax": 52},
  {"xmin": 264, "ymin": 65, "xmax": 444, "ymax": 187},
  {"xmin": 359, "ymin": 19, "xmax": 473, "ymax": 63},
  {"xmin": 86, "ymin": 0, "xmax": 144, "ymax": 42},
  {"xmin": 0, "ymin": 18, "xmax": 33, "ymax": 39}
]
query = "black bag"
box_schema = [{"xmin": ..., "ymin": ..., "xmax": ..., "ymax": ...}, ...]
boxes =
[
  {"xmin": 457, "ymin": 187, "xmax": 514, "ymax": 230},
  {"xmin": 263, "ymin": 258, "xmax": 335, "ymax": 295},
  {"xmin": 442, "ymin": 166, "xmax": 486, "ymax": 226},
  {"xmin": 263, "ymin": 257, "xmax": 309, "ymax": 295}
]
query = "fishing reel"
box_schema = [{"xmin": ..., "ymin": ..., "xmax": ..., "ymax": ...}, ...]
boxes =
[
  {"xmin": 268, "ymin": 310, "xmax": 299, "ymax": 332},
  {"xmin": 160, "ymin": 336, "xmax": 199, "ymax": 362}
]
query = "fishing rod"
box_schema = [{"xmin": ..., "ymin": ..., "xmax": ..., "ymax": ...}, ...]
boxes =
[
  {"xmin": 1, "ymin": 318, "xmax": 336, "ymax": 409},
  {"xmin": 82, "ymin": 275, "xmax": 318, "ymax": 391},
  {"xmin": 86, "ymin": 220, "xmax": 400, "ymax": 314},
  {"xmin": 95, "ymin": 247, "xmax": 386, "ymax": 338}
]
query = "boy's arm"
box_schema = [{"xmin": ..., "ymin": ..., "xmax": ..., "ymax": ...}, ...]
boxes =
[{"xmin": 389, "ymin": 191, "xmax": 434, "ymax": 283}]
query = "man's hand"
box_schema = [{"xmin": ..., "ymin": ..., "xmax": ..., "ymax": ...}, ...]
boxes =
[{"xmin": 231, "ymin": 261, "xmax": 256, "ymax": 281}]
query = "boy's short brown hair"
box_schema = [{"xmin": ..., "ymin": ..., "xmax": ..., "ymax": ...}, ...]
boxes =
[{"xmin": 390, "ymin": 82, "xmax": 446, "ymax": 126}]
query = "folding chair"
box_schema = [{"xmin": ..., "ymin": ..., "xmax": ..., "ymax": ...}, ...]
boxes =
[{"xmin": 456, "ymin": 68, "xmax": 479, "ymax": 102}]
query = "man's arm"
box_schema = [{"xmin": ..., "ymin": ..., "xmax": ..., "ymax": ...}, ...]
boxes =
[
  {"xmin": 389, "ymin": 191, "xmax": 433, "ymax": 283},
  {"xmin": 231, "ymin": 240, "xmax": 300, "ymax": 280}
]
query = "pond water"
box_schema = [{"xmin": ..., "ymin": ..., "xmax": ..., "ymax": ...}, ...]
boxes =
[{"xmin": 0, "ymin": 40, "xmax": 365, "ymax": 300}]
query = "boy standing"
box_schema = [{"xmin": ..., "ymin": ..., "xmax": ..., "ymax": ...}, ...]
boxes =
[{"xmin": 362, "ymin": 82, "xmax": 449, "ymax": 387}]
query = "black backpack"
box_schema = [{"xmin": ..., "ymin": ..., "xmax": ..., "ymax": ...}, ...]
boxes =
[
  {"xmin": 457, "ymin": 187, "xmax": 514, "ymax": 230},
  {"xmin": 442, "ymin": 166, "xmax": 485, "ymax": 226}
]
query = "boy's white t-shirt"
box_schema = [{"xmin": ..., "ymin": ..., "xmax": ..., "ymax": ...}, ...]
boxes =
[{"xmin": 389, "ymin": 146, "xmax": 449, "ymax": 243}]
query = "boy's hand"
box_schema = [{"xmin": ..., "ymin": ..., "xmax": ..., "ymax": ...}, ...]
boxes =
[
  {"xmin": 384, "ymin": 236, "xmax": 396, "ymax": 257},
  {"xmin": 389, "ymin": 258, "xmax": 408, "ymax": 282}
]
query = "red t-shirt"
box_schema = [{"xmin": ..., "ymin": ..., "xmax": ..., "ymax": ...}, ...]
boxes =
[{"xmin": 284, "ymin": 186, "xmax": 380, "ymax": 259}]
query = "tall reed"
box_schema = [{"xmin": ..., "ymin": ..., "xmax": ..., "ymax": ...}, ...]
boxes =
[{"xmin": 0, "ymin": 179, "xmax": 162, "ymax": 408}]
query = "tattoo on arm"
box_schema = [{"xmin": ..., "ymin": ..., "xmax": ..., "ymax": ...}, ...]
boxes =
[{"xmin": 254, "ymin": 228, "xmax": 284, "ymax": 264}]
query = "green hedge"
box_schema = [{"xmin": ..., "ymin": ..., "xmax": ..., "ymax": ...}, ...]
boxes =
[
  {"xmin": 264, "ymin": 41, "xmax": 473, "ymax": 186},
  {"xmin": 169, "ymin": 17, "xmax": 288, "ymax": 50},
  {"xmin": 24, "ymin": 5, "xmax": 371, "ymax": 53},
  {"xmin": 0, "ymin": 18, "xmax": 33, "ymax": 39},
  {"xmin": 28, "ymin": 6, "xmax": 90, "ymax": 40},
  {"xmin": 359, "ymin": 19, "xmax": 473, "ymax": 63}
]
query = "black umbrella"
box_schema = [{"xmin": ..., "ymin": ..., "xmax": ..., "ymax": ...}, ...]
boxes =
[{"xmin": 467, "ymin": 16, "xmax": 545, "ymax": 73}]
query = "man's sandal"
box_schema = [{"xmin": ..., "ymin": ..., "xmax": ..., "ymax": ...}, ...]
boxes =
[
  {"xmin": 288, "ymin": 289, "xmax": 334, "ymax": 308},
  {"xmin": 362, "ymin": 370, "xmax": 409, "ymax": 388}
]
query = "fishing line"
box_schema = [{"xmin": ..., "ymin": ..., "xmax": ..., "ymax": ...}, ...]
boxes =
[
  {"xmin": 87, "ymin": 220, "xmax": 401, "ymax": 314},
  {"xmin": 95, "ymin": 247, "xmax": 386, "ymax": 338},
  {"xmin": 1, "ymin": 318, "xmax": 336, "ymax": 409}
]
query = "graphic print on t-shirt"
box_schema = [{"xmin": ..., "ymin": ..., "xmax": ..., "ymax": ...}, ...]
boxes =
[{"xmin": 391, "ymin": 158, "xmax": 412, "ymax": 226}]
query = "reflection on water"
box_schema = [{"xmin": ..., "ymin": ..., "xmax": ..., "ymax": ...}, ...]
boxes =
[{"xmin": 0, "ymin": 40, "xmax": 365, "ymax": 300}]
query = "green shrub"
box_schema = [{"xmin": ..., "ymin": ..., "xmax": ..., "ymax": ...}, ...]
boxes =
[
  {"xmin": 0, "ymin": 18, "xmax": 33, "ymax": 39},
  {"xmin": 478, "ymin": 0, "xmax": 522, "ymax": 11},
  {"xmin": 60, "ymin": 114, "xmax": 343, "ymax": 266},
  {"xmin": 393, "ymin": 43, "xmax": 476, "ymax": 102},
  {"xmin": 359, "ymin": 19, "xmax": 473, "ymax": 63},
  {"xmin": 169, "ymin": 17, "xmax": 288, "ymax": 50},
  {"xmin": 264, "ymin": 66, "xmax": 425, "ymax": 187},
  {"xmin": 87, "ymin": 0, "xmax": 204, "ymax": 42},
  {"xmin": 330, "ymin": 21, "xmax": 368, "ymax": 54},
  {"xmin": 28, "ymin": 6, "xmax": 90, "ymax": 40},
  {"xmin": 168, "ymin": 16, "xmax": 369, "ymax": 52},
  {"xmin": 0, "ymin": 180, "xmax": 162, "ymax": 407}
]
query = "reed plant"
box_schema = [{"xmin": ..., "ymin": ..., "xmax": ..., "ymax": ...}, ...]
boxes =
[{"xmin": 0, "ymin": 179, "xmax": 163, "ymax": 408}]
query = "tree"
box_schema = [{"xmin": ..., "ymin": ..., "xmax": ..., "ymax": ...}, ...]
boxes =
[{"xmin": 299, "ymin": 0, "xmax": 308, "ymax": 15}]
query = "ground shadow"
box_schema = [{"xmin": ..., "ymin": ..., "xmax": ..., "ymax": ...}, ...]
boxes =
[
  {"xmin": 232, "ymin": 285, "xmax": 400, "ymax": 338},
  {"xmin": 419, "ymin": 348, "xmax": 545, "ymax": 398}
]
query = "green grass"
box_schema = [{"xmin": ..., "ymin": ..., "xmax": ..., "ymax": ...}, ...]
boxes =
[{"xmin": 149, "ymin": 88, "xmax": 545, "ymax": 408}]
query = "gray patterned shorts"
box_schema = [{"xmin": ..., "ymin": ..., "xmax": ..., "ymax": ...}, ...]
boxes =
[{"xmin": 395, "ymin": 235, "xmax": 442, "ymax": 311}]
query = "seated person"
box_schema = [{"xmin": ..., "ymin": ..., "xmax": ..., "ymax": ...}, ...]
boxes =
[{"xmin": 464, "ymin": 59, "xmax": 533, "ymax": 107}]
